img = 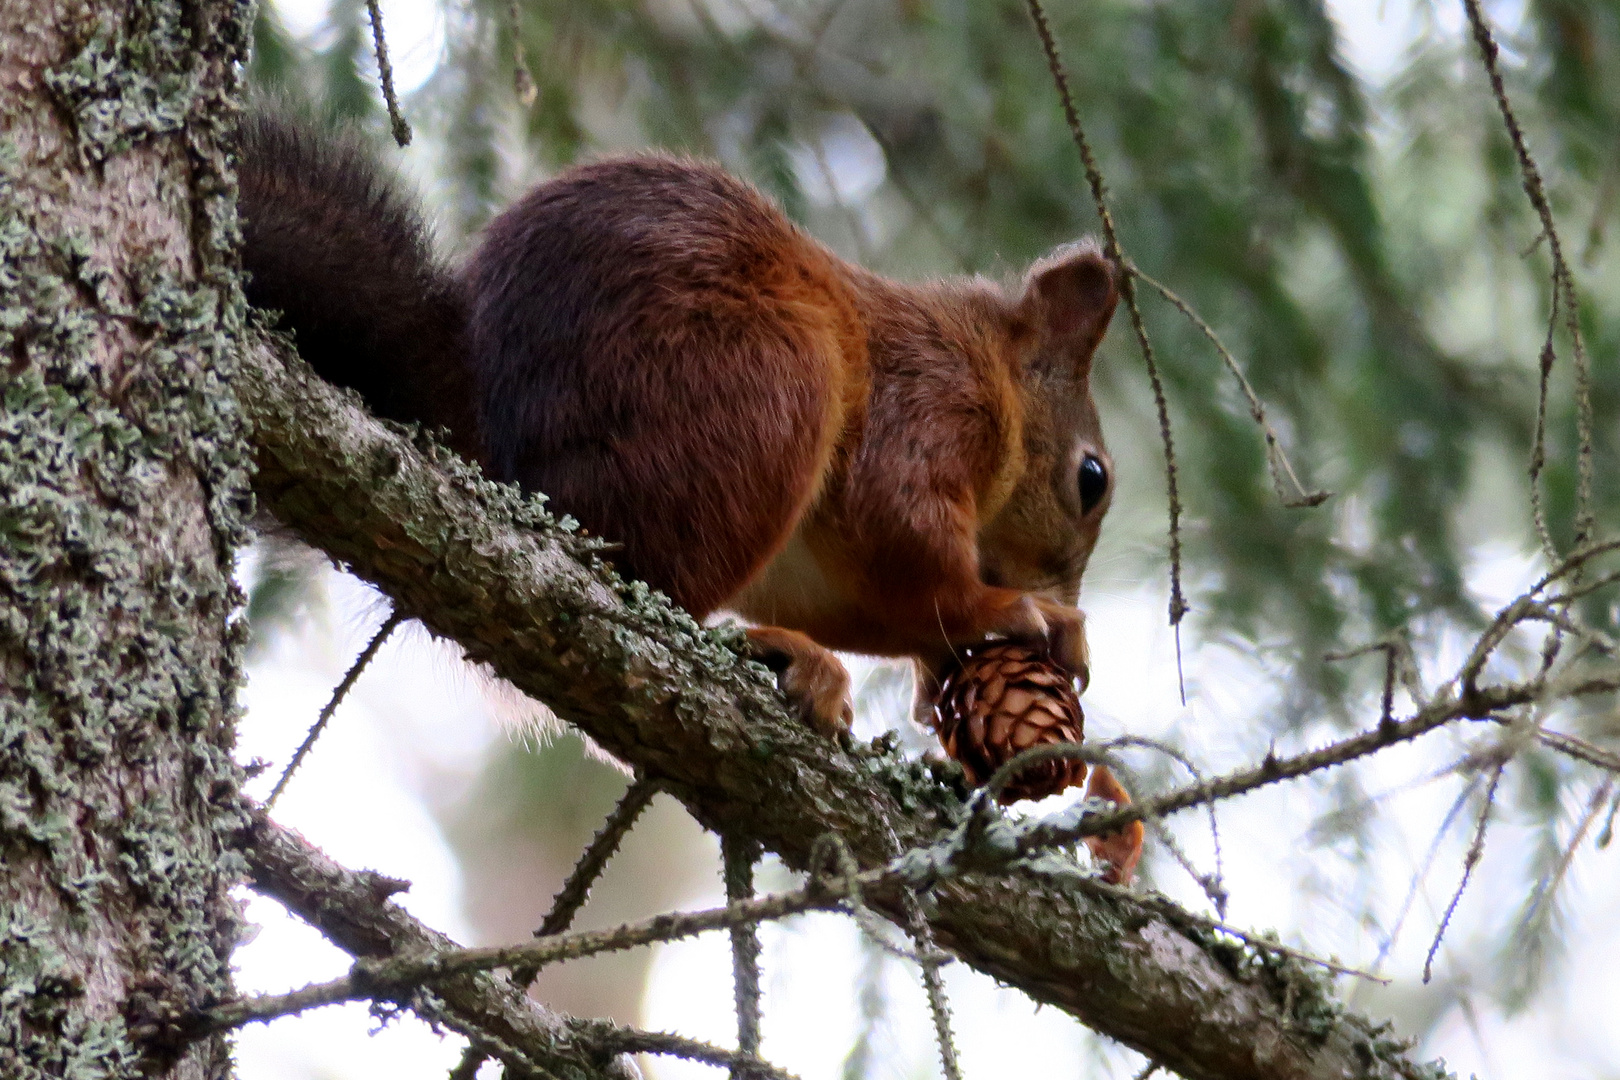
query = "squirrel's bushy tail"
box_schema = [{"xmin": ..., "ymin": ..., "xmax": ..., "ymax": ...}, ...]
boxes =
[{"xmin": 237, "ymin": 109, "xmax": 485, "ymax": 464}]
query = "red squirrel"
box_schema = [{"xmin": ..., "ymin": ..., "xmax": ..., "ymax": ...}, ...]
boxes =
[{"xmin": 237, "ymin": 113, "xmax": 1119, "ymax": 741}]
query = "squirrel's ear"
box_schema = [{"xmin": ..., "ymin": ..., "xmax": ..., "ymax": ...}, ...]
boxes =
[{"xmin": 1017, "ymin": 242, "xmax": 1119, "ymax": 366}]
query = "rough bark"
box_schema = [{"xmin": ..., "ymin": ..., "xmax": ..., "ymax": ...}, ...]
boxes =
[
  {"xmin": 237, "ymin": 335, "xmax": 1448, "ymax": 1080},
  {"xmin": 0, "ymin": 1, "xmax": 255, "ymax": 1078}
]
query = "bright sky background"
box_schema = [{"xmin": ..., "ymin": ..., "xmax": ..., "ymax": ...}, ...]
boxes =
[{"xmin": 232, "ymin": 2, "xmax": 1620, "ymax": 1078}]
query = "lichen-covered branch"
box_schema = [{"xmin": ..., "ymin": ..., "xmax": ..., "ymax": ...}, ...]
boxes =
[
  {"xmin": 241, "ymin": 814, "xmax": 807, "ymax": 1080},
  {"xmin": 236, "ymin": 334, "xmax": 1446, "ymax": 1080},
  {"xmin": 242, "ymin": 813, "xmax": 638, "ymax": 1080}
]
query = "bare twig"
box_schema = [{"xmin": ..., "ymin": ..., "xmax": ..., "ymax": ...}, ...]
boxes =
[
  {"xmin": 223, "ymin": 881, "xmax": 852, "ymax": 1024},
  {"xmin": 509, "ymin": 0, "xmax": 537, "ymax": 106},
  {"xmin": 723, "ymin": 833, "xmax": 764, "ymax": 1079},
  {"xmin": 364, "ymin": 0, "xmax": 412, "ymax": 146},
  {"xmin": 228, "ymin": 805, "xmax": 1398, "ymax": 1050},
  {"xmin": 994, "ymin": 658, "xmax": 1547, "ymax": 854},
  {"xmin": 1131, "ymin": 264, "xmax": 1329, "ymax": 509},
  {"xmin": 580, "ymin": 1022, "xmax": 804, "ymax": 1080},
  {"xmin": 1023, "ymin": 0, "xmax": 1190, "ymax": 686},
  {"xmin": 1373, "ymin": 773, "xmax": 1480, "ymax": 974},
  {"xmin": 241, "ymin": 813, "xmax": 635, "ymax": 1080},
  {"xmin": 868, "ymin": 820, "xmax": 960, "ymax": 1080},
  {"xmin": 535, "ymin": 776, "xmax": 659, "ymax": 938},
  {"xmin": 1483, "ymin": 715, "xmax": 1620, "ymax": 775},
  {"xmin": 1529, "ymin": 296, "xmax": 1560, "ymax": 562},
  {"xmin": 905, "ymin": 898, "xmax": 961, "ymax": 1080},
  {"xmin": 267, "ymin": 609, "xmax": 404, "ymax": 808},
  {"xmin": 1098, "ymin": 735, "xmax": 1227, "ymax": 914},
  {"xmin": 1462, "ymin": 0, "xmax": 1595, "ymax": 548},
  {"xmin": 1520, "ymin": 777, "xmax": 1615, "ymax": 928},
  {"xmin": 1423, "ymin": 760, "xmax": 1506, "ymax": 983},
  {"xmin": 513, "ymin": 774, "xmax": 659, "ymax": 987},
  {"xmin": 1600, "ymin": 784, "xmax": 1620, "ymax": 848}
]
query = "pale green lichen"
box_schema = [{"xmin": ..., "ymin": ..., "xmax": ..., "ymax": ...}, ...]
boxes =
[
  {"xmin": 0, "ymin": 0, "xmax": 257, "ymax": 1073},
  {"xmin": 0, "ymin": 906, "xmax": 142, "ymax": 1080},
  {"xmin": 42, "ymin": 0, "xmax": 207, "ymax": 162}
]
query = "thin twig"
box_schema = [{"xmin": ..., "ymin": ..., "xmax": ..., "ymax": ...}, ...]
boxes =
[
  {"xmin": 722, "ymin": 833, "xmax": 764, "ymax": 1080},
  {"xmin": 875, "ymin": 822, "xmax": 961, "ymax": 1080},
  {"xmin": 242, "ymin": 814, "xmax": 632, "ymax": 1080},
  {"xmin": 364, "ymin": 0, "xmax": 412, "ymax": 146},
  {"xmin": 1462, "ymin": 0, "xmax": 1595, "ymax": 547},
  {"xmin": 992, "ymin": 662, "xmax": 1547, "ymax": 855},
  {"xmin": 1372, "ymin": 773, "xmax": 1480, "ymax": 975},
  {"xmin": 1326, "ymin": 631, "xmax": 1430, "ymax": 711},
  {"xmin": 1023, "ymin": 0, "xmax": 1190, "ymax": 691},
  {"xmin": 1528, "ymin": 294, "xmax": 1561, "ymax": 562},
  {"xmin": 513, "ymin": 775, "xmax": 659, "ymax": 987},
  {"xmin": 225, "ymin": 870, "xmax": 865, "ymax": 1030},
  {"xmin": 1098, "ymin": 735, "xmax": 1227, "ymax": 914},
  {"xmin": 1483, "ymin": 715, "xmax": 1620, "ymax": 775},
  {"xmin": 1520, "ymin": 776, "xmax": 1615, "ymax": 928},
  {"xmin": 581, "ymin": 1023, "xmax": 802, "ymax": 1080},
  {"xmin": 1379, "ymin": 644, "xmax": 1399, "ymax": 728},
  {"xmin": 1423, "ymin": 760, "xmax": 1506, "ymax": 983},
  {"xmin": 267, "ymin": 610, "xmax": 404, "ymax": 808},
  {"xmin": 225, "ymin": 817, "xmax": 1402, "ymax": 1042},
  {"xmin": 908, "ymin": 903, "xmax": 961, "ymax": 1080},
  {"xmin": 1131, "ymin": 264, "xmax": 1328, "ymax": 509},
  {"xmin": 535, "ymin": 777, "xmax": 659, "ymax": 938},
  {"xmin": 1597, "ymin": 783, "xmax": 1620, "ymax": 848},
  {"xmin": 509, "ymin": 0, "xmax": 537, "ymax": 106}
]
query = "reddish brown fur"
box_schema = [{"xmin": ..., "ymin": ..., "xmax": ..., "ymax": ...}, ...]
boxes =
[
  {"xmin": 239, "ymin": 119, "xmax": 1120, "ymax": 737},
  {"xmin": 466, "ymin": 157, "xmax": 868, "ymax": 620}
]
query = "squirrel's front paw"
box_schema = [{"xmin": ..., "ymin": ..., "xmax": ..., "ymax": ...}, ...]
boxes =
[
  {"xmin": 745, "ymin": 626, "xmax": 853, "ymax": 739},
  {"xmin": 996, "ymin": 596, "xmax": 1090, "ymax": 691}
]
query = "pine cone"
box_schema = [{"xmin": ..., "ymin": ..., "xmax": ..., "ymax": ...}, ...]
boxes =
[{"xmin": 930, "ymin": 642, "xmax": 1087, "ymax": 803}]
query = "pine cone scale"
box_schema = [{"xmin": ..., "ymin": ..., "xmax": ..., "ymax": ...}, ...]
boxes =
[{"xmin": 930, "ymin": 642, "xmax": 1087, "ymax": 803}]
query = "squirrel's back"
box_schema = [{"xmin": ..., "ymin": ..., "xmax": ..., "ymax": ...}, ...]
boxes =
[
  {"xmin": 236, "ymin": 111, "xmax": 485, "ymax": 464},
  {"xmin": 466, "ymin": 156, "xmax": 868, "ymax": 615}
]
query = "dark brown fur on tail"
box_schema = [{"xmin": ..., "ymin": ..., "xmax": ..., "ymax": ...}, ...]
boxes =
[{"xmin": 236, "ymin": 111, "xmax": 485, "ymax": 465}]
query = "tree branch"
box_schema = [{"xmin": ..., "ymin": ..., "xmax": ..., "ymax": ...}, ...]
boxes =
[
  {"xmin": 236, "ymin": 333, "xmax": 1447, "ymax": 1080},
  {"xmin": 242, "ymin": 812, "xmax": 638, "ymax": 1080}
]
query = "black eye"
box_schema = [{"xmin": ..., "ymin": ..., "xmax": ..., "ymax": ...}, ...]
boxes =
[{"xmin": 1078, "ymin": 454, "xmax": 1108, "ymax": 513}]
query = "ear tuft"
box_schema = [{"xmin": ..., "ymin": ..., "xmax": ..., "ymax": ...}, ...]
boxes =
[{"xmin": 1019, "ymin": 241, "xmax": 1119, "ymax": 355}]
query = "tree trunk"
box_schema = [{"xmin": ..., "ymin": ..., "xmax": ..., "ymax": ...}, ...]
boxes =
[{"xmin": 0, "ymin": 1, "xmax": 254, "ymax": 1078}]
